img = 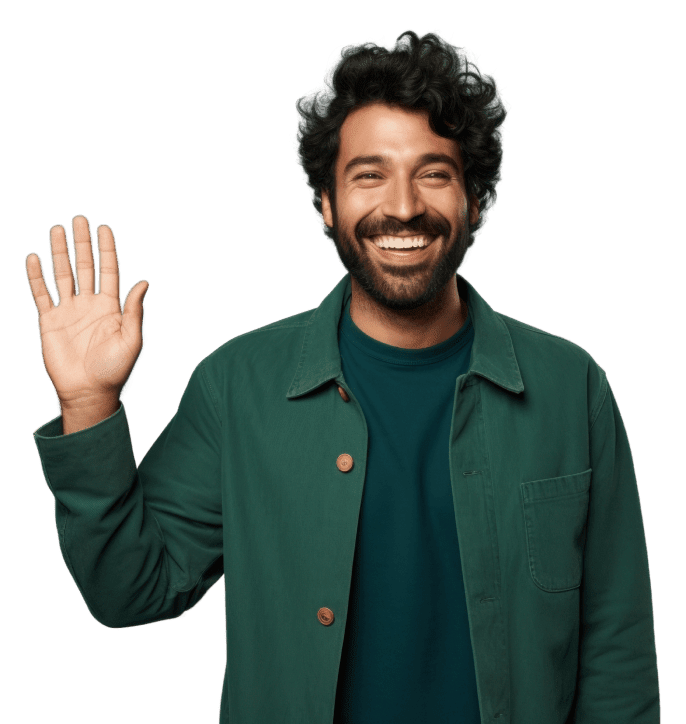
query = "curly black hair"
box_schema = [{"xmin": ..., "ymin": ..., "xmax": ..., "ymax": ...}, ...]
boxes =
[{"xmin": 296, "ymin": 30, "xmax": 507, "ymax": 248}]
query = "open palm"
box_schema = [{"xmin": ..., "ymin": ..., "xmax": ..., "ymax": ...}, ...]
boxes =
[{"xmin": 26, "ymin": 216, "xmax": 149, "ymax": 404}]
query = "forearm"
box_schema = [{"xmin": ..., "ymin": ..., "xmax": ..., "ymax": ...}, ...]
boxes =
[{"xmin": 35, "ymin": 403, "xmax": 204, "ymax": 628}]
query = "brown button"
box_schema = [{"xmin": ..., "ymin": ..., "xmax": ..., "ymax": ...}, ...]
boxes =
[
  {"xmin": 317, "ymin": 607, "xmax": 334, "ymax": 626},
  {"xmin": 337, "ymin": 385, "xmax": 350, "ymax": 402},
  {"xmin": 336, "ymin": 453, "xmax": 353, "ymax": 472}
]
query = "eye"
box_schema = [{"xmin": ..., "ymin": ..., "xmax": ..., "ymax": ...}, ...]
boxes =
[{"xmin": 354, "ymin": 171, "xmax": 451, "ymax": 180}]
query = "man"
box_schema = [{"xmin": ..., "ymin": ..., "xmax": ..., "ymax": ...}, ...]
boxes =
[{"xmin": 28, "ymin": 31, "xmax": 659, "ymax": 723}]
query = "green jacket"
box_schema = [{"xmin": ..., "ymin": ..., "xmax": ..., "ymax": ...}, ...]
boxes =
[{"xmin": 33, "ymin": 272, "xmax": 660, "ymax": 723}]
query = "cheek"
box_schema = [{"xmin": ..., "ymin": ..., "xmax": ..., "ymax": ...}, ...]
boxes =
[
  {"xmin": 339, "ymin": 195, "xmax": 376, "ymax": 230},
  {"xmin": 443, "ymin": 194, "xmax": 469, "ymax": 224}
]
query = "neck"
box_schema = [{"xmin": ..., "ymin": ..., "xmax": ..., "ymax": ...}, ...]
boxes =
[{"xmin": 349, "ymin": 276, "xmax": 467, "ymax": 349}]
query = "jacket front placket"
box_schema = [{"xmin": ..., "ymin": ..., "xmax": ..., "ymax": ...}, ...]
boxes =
[{"xmin": 449, "ymin": 371, "xmax": 510, "ymax": 722}]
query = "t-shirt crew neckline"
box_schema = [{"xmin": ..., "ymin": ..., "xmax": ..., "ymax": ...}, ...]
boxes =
[{"xmin": 339, "ymin": 293, "xmax": 474, "ymax": 367}]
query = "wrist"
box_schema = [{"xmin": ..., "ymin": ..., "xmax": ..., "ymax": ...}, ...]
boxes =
[
  {"xmin": 59, "ymin": 389, "xmax": 120, "ymax": 410},
  {"xmin": 59, "ymin": 393, "xmax": 121, "ymax": 435}
]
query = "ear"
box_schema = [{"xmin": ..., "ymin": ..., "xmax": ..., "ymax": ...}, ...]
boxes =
[
  {"xmin": 469, "ymin": 195, "xmax": 480, "ymax": 226},
  {"xmin": 321, "ymin": 189, "xmax": 333, "ymax": 228}
]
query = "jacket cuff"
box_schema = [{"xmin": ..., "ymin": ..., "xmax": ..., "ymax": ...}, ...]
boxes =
[{"xmin": 32, "ymin": 402, "xmax": 136, "ymax": 499}]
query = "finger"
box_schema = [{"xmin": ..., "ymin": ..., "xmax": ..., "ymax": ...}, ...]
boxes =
[
  {"xmin": 26, "ymin": 252, "xmax": 55, "ymax": 315},
  {"xmin": 73, "ymin": 214, "xmax": 95, "ymax": 294},
  {"xmin": 51, "ymin": 224, "xmax": 76, "ymax": 303},
  {"xmin": 97, "ymin": 224, "xmax": 120, "ymax": 301}
]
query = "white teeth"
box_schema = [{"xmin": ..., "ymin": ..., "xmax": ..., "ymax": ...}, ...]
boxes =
[{"xmin": 372, "ymin": 235, "xmax": 433, "ymax": 249}]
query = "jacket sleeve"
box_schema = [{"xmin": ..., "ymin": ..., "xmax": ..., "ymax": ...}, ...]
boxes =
[
  {"xmin": 572, "ymin": 369, "xmax": 660, "ymax": 722},
  {"xmin": 32, "ymin": 359, "xmax": 224, "ymax": 628}
]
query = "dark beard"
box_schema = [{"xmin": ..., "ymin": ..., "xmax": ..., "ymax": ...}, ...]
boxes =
[{"xmin": 328, "ymin": 199, "xmax": 472, "ymax": 311}]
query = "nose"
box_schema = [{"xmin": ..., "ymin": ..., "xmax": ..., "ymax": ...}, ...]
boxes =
[{"xmin": 379, "ymin": 174, "xmax": 426, "ymax": 222}]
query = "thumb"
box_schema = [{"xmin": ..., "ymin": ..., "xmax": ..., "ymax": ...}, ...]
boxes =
[{"xmin": 121, "ymin": 280, "xmax": 149, "ymax": 342}]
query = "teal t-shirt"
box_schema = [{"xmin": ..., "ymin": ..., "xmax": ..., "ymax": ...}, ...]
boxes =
[{"xmin": 334, "ymin": 293, "xmax": 480, "ymax": 723}]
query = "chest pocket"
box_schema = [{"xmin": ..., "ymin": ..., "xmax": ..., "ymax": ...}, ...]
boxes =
[{"xmin": 520, "ymin": 468, "xmax": 592, "ymax": 592}]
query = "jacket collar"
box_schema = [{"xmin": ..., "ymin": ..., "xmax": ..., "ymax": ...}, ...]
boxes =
[{"xmin": 286, "ymin": 272, "xmax": 524, "ymax": 399}]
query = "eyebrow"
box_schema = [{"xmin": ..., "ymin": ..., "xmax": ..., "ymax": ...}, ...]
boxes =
[{"xmin": 342, "ymin": 152, "xmax": 461, "ymax": 178}]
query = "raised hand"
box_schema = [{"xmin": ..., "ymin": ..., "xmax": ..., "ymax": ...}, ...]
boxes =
[{"xmin": 26, "ymin": 215, "xmax": 149, "ymax": 406}]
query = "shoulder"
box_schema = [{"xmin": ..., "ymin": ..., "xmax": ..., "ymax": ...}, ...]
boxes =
[
  {"xmin": 497, "ymin": 311, "xmax": 608, "ymax": 417},
  {"xmin": 194, "ymin": 307, "xmax": 316, "ymax": 385}
]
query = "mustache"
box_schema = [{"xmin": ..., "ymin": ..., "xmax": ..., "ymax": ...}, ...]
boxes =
[{"xmin": 357, "ymin": 218, "xmax": 450, "ymax": 238}]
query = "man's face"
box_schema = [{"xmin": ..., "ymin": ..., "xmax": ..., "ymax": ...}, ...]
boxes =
[{"xmin": 321, "ymin": 102, "xmax": 479, "ymax": 311}]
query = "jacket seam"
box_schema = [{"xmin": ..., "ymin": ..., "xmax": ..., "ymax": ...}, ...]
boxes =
[
  {"xmin": 589, "ymin": 369, "xmax": 609, "ymax": 432},
  {"xmin": 235, "ymin": 321, "xmax": 310, "ymax": 338},
  {"xmin": 165, "ymin": 359, "xmax": 224, "ymax": 594},
  {"xmin": 198, "ymin": 358, "xmax": 222, "ymax": 426}
]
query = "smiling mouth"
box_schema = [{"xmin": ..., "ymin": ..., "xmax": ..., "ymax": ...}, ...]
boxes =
[
  {"xmin": 361, "ymin": 235, "xmax": 440, "ymax": 263},
  {"xmin": 364, "ymin": 234, "xmax": 437, "ymax": 250}
]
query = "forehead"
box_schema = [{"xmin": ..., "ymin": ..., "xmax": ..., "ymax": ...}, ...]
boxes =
[{"xmin": 337, "ymin": 102, "xmax": 461, "ymax": 172}]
